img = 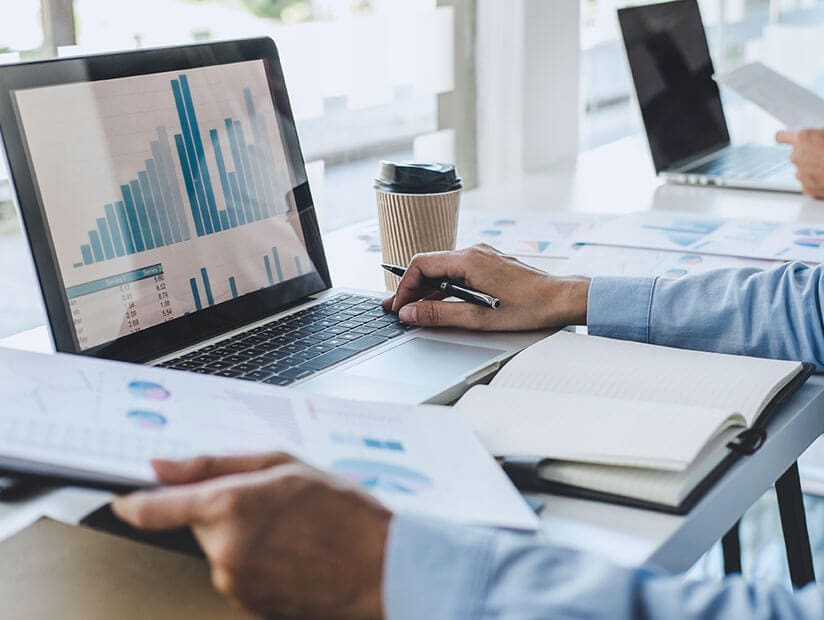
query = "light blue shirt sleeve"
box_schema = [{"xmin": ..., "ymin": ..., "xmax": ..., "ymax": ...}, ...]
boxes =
[
  {"xmin": 384, "ymin": 514, "xmax": 824, "ymax": 619},
  {"xmin": 382, "ymin": 262, "xmax": 824, "ymax": 618},
  {"xmin": 587, "ymin": 261, "xmax": 824, "ymax": 368}
]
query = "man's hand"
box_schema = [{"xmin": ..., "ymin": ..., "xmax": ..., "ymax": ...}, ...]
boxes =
[
  {"xmin": 777, "ymin": 129, "xmax": 824, "ymax": 198},
  {"xmin": 381, "ymin": 244, "xmax": 590, "ymax": 331},
  {"xmin": 112, "ymin": 453, "xmax": 391, "ymax": 620}
]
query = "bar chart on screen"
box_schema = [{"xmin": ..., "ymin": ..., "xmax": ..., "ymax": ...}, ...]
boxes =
[{"xmin": 14, "ymin": 60, "xmax": 315, "ymax": 349}]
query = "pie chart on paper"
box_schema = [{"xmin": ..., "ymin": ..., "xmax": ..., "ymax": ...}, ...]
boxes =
[
  {"xmin": 128, "ymin": 380, "xmax": 171, "ymax": 400},
  {"xmin": 331, "ymin": 459, "xmax": 433, "ymax": 495}
]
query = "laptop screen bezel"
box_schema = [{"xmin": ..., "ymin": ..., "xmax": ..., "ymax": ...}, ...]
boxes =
[
  {"xmin": 617, "ymin": 0, "xmax": 731, "ymax": 173},
  {"xmin": 0, "ymin": 38, "xmax": 332, "ymax": 363}
]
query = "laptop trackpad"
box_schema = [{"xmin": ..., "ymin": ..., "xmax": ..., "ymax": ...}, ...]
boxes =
[{"xmin": 344, "ymin": 337, "xmax": 503, "ymax": 386}]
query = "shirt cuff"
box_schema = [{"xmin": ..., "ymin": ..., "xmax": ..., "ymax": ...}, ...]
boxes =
[
  {"xmin": 586, "ymin": 276, "xmax": 657, "ymax": 343},
  {"xmin": 383, "ymin": 514, "xmax": 495, "ymax": 620}
]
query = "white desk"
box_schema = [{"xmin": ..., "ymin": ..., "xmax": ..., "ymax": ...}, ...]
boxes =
[{"xmin": 2, "ymin": 135, "xmax": 824, "ymax": 575}]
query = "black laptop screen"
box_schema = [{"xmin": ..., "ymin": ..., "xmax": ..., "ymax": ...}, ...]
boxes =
[
  {"xmin": 0, "ymin": 40, "xmax": 331, "ymax": 361},
  {"xmin": 618, "ymin": 0, "xmax": 730, "ymax": 172}
]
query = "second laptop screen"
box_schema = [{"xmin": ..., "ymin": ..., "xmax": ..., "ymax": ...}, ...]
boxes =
[{"xmin": 619, "ymin": 0, "xmax": 730, "ymax": 172}]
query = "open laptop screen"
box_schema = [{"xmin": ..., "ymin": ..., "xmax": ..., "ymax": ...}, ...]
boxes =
[
  {"xmin": 0, "ymin": 39, "xmax": 331, "ymax": 361},
  {"xmin": 618, "ymin": 0, "xmax": 730, "ymax": 172}
]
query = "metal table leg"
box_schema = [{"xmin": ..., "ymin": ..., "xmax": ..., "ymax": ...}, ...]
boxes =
[
  {"xmin": 721, "ymin": 520, "xmax": 742, "ymax": 576},
  {"xmin": 775, "ymin": 461, "xmax": 816, "ymax": 588}
]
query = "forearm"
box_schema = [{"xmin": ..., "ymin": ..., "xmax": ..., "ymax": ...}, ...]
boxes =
[
  {"xmin": 587, "ymin": 262, "xmax": 824, "ymax": 368},
  {"xmin": 383, "ymin": 514, "xmax": 824, "ymax": 619}
]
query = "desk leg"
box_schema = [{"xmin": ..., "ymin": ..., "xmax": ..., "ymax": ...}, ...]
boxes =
[
  {"xmin": 721, "ymin": 520, "xmax": 742, "ymax": 575},
  {"xmin": 775, "ymin": 461, "xmax": 815, "ymax": 588}
]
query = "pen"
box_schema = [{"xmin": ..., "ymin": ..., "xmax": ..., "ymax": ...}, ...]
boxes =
[{"xmin": 381, "ymin": 264, "xmax": 501, "ymax": 310}]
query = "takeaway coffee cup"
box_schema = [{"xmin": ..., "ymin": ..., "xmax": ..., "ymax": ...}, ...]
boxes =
[{"xmin": 374, "ymin": 161, "xmax": 462, "ymax": 290}]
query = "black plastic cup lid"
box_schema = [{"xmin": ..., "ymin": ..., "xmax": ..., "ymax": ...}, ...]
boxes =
[{"xmin": 374, "ymin": 161, "xmax": 462, "ymax": 194}]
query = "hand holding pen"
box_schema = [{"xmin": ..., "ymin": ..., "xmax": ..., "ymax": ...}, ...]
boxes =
[
  {"xmin": 380, "ymin": 245, "xmax": 591, "ymax": 331},
  {"xmin": 381, "ymin": 264, "xmax": 501, "ymax": 309}
]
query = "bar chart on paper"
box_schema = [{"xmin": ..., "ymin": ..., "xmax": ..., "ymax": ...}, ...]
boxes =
[{"xmin": 14, "ymin": 60, "xmax": 316, "ymax": 349}]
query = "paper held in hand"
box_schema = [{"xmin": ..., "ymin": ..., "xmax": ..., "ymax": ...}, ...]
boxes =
[
  {"xmin": 0, "ymin": 347, "xmax": 538, "ymax": 531},
  {"xmin": 715, "ymin": 61, "xmax": 824, "ymax": 129}
]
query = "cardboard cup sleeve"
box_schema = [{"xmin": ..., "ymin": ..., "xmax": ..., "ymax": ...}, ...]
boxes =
[{"xmin": 376, "ymin": 189, "xmax": 461, "ymax": 290}]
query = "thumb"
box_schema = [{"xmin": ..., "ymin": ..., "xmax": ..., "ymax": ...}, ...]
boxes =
[
  {"xmin": 398, "ymin": 300, "xmax": 484, "ymax": 329},
  {"xmin": 776, "ymin": 130, "xmax": 798, "ymax": 145}
]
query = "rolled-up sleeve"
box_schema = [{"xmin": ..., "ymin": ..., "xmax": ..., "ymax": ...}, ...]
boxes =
[{"xmin": 587, "ymin": 262, "xmax": 824, "ymax": 369}]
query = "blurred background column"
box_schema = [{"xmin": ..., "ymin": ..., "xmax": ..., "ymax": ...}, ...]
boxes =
[{"xmin": 41, "ymin": 0, "xmax": 76, "ymax": 57}]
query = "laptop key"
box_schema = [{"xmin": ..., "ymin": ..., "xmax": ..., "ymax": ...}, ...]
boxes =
[
  {"xmin": 275, "ymin": 368, "xmax": 316, "ymax": 381},
  {"xmin": 215, "ymin": 369, "xmax": 245, "ymax": 378},
  {"xmin": 373, "ymin": 325, "xmax": 405, "ymax": 338},
  {"xmin": 336, "ymin": 332, "xmax": 363, "ymax": 341},
  {"xmin": 352, "ymin": 325, "xmax": 377, "ymax": 335},
  {"xmin": 316, "ymin": 326, "xmax": 347, "ymax": 337},
  {"xmin": 263, "ymin": 376, "xmax": 294, "ymax": 386},
  {"xmin": 222, "ymin": 354, "xmax": 250, "ymax": 364},
  {"xmin": 289, "ymin": 350, "xmax": 318, "ymax": 362},
  {"xmin": 231, "ymin": 362, "xmax": 260, "ymax": 373},
  {"xmin": 170, "ymin": 361, "xmax": 202, "ymax": 370},
  {"xmin": 299, "ymin": 348, "xmax": 359, "ymax": 371},
  {"xmin": 307, "ymin": 342, "xmax": 335, "ymax": 355},
  {"xmin": 344, "ymin": 335, "xmax": 389, "ymax": 352},
  {"xmin": 241, "ymin": 370, "xmax": 274, "ymax": 381}
]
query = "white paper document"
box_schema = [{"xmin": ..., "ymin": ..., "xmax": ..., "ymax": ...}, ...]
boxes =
[
  {"xmin": 716, "ymin": 62, "xmax": 824, "ymax": 128},
  {"xmin": 0, "ymin": 348, "xmax": 538, "ymax": 530},
  {"xmin": 578, "ymin": 210, "xmax": 824, "ymax": 262},
  {"xmin": 457, "ymin": 211, "xmax": 607, "ymax": 258},
  {"xmin": 557, "ymin": 244, "xmax": 777, "ymax": 280}
]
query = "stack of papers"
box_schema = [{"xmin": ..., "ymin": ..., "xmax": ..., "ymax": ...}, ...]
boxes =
[{"xmin": 0, "ymin": 347, "xmax": 538, "ymax": 531}]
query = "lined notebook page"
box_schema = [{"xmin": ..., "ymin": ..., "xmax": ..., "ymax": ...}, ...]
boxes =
[
  {"xmin": 457, "ymin": 385, "xmax": 742, "ymax": 471},
  {"xmin": 491, "ymin": 332, "xmax": 802, "ymax": 426},
  {"xmin": 538, "ymin": 427, "xmax": 739, "ymax": 506}
]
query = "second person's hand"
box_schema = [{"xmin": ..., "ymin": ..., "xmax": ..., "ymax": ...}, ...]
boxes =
[{"xmin": 381, "ymin": 244, "xmax": 590, "ymax": 331}]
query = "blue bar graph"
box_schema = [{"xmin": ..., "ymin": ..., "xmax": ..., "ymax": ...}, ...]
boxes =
[
  {"xmin": 229, "ymin": 276, "xmax": 238, "ymax": 299},
  {"xmin": 72, "ymin": 72, "xmax": 283, "ymax": 268},
  {"xmin": 271, "ymin": 247, "xmax": 284, "ymax": 282},
  {"xmin": 138, "ymin": 171, "xmax": 164, "ymax": 248},
  {"xmin": 96, "ymin": 218, "xmax": 114, "ymax": 260},
  {"xmin": 146, "ymin": 159, "xmax": 173, "ymax": 245},
  {"xmin": 264, "ymin": 255, "xmax": 274, "ymax": 286},
  {"xmin": 104, "ymin": 204, "xmax": 125, "ymax": 257},
  {"xmin": 179, "ymin": 75, "xmax": 221, "ymax": 233},
  {"xmin": 190, "ymin": 277, "xmax": 202, "ymax": 311},
  {"xmin": 200, "ymin": 267, "xmax": 215, "ymax": 306},
  {"xmin": 172, "ymin": 78, "xmax": 213, "ymax": 235},
  {"xmin": 121, "ymin": 185, "xmax": 145, "ymax": 253},
  {"xmin": 89, "ymin": 231, "xmax": 104, "ymax": 262}
]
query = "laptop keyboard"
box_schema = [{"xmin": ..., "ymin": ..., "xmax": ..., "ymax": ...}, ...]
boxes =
[
  {"xmin": 157, "ymin": 295, "xmax": 411, "ymax": 386},
  {"xmin": 683, "ymin": 144, "xmax": 793, "ymax": 180}
]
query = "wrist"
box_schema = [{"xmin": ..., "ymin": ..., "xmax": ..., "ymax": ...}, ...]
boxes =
[
  {"xmin": 541, "ymin": 276, "xmax": 590, "ymax": 327},
  {"xmin": 351, "ymin": 505, "xmax": 392, "ymax": 620}
]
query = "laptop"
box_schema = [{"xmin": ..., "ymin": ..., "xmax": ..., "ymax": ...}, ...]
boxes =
[
  {"xmin": 618, "ymin": 0, "xmax": 802, "ymax": 193},
  {"xmin": 0, "ymin": 38, "xmax": 544, "ymax": 405}
]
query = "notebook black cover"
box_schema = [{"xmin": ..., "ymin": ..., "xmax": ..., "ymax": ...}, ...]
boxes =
[{"xmin": 501, "ymin": 362, "xmax": 816, "ymax": 515}]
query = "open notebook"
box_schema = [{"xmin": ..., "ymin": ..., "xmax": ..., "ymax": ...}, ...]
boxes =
[{"xmin": 455, "ymin": 331, "xmax": 813, "ymax": 513}]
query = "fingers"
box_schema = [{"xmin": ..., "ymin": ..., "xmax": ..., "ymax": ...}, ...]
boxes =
[
  {"xmin": 390, "ymin": 251, "xmax": 474, "ymax": 312},
  {"xmin": 112, "ymin": 484, "xmax": 205, "ymax": 530},
  {"xmin": 152, "ymin": 452, "xmax": 297, "ymax": 484},
  {"xmin": 398, "ymin": 299, "xmax": 488, "ymax": 329},
  {"xmin": 776, "ymin": 130, "xmax": 798, "ymax": 145}
]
